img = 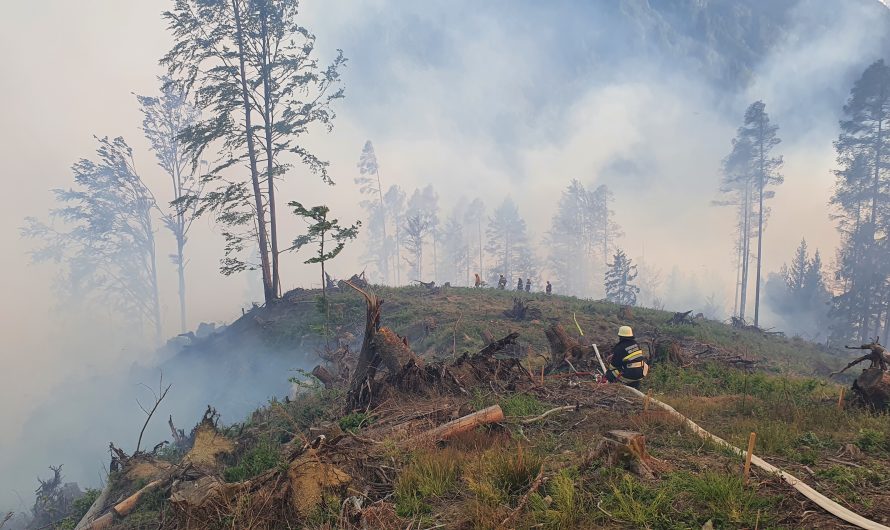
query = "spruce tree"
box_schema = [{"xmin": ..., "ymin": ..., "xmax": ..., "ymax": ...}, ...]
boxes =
[
  {"xmin": 604, "ymin": 249, "xmax": 640, "ymax": 306},
  {"xmin": 830, "ymin": 59, "xmax": 890, "ymax": 343}
]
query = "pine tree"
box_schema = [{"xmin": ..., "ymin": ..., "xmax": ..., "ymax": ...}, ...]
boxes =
[
  {"xmin": 403, "ymin": 214, "xmax": 430, "ymax": 280},
  {"xmin": 486, "ymin": 198, "xmax": 536, "ymax": 284},
  {"xmin": 355, "ymin": 140, "xmax": 390, "ymax": 283},
  {"xmin": 830, "ymin": 60, "xmax": 890, "ymax": 343},
  {"xmin": 604, "ymin": 249, "xmax": 640, "ymax": 306},
  {"xmin": 288, "ymin": 202, "xmax": 360, "ymax": 303},
  {"xmin": 739, "ymin": 101, "xmax": 783, "ymax": 327},
  {"xmin": 716, "ymin": 135, "xmax": 756, "ymax": 321}
]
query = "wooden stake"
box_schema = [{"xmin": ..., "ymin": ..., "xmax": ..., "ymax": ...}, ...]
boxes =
[
  {"xmin": 540, "ymin": 365, "xmax": 545, "ymax": 386},
  {"xmin": 837, "ymin": 387, "xmax": 845, "ymax": 411},
  {"xmin": 643, "ymin": 389, "xmax": 652, "ymax": 412},
  {"xmin": 743, "ymin": 432, "xmax": 757, "ymax": 484}
]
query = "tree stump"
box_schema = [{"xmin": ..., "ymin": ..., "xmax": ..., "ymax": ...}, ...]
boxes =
[
  {"xmin": 618, "ymin": 306, "xmax": 634, "ymax": 320},
  {"xmin": 584, "ymin": 430, "xmax": 667, "ymax": 479},
  {"xmin": 853, "ymin": 368, "xmax": 890, "ymax": 410},
  {"xmin": 544, "ymin": 324, "xmax": 595, "ymax": 374}
]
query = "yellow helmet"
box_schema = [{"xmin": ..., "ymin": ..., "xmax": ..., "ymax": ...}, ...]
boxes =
[{"xmin": 618, "ymin": 325, "xmax": 634, "ymax": 338}]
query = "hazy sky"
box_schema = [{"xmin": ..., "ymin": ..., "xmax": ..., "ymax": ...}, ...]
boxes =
[{"xmin": 1, "ymin": 0, "xmax": 888, "ymax": 509}]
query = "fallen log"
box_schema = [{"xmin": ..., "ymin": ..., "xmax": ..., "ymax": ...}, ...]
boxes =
[
  {"xmin": 82, "ymin": 479, "xmax": 166, "ymax": 530},
  {"xmin": 412, "ymin": 405, "xmax": 504, "ymax": 442}
]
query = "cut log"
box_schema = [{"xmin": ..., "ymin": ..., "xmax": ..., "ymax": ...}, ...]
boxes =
[
  {"xmin": 412, "ymin": 405, "xmax": 505, "ymax": 442},
  {"xmin": 584, "ymin": 430, "xmax": 667, "ymax": 479},
  {"xmin": 312, "ymin": 365, "xmax": 336, "ymax": 389}
]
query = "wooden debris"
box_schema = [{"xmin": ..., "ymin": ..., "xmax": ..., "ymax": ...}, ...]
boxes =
[
  {"xmin": 413, "ymin": 405, "xmax": 505, "ymax": 442},
  {"xmin": 504, "ymin": 297, "xmax": 542, "ymax": 321},
  {"xmin": 584, "ymin": 430, "xmax": 668, "ymax": 479},
  {"xmin": 668, "ymin": 310, "xmax": 695, "ymax": 326},
  {"xmin": 288, "ymin": 449, "xmax": 352, "ymax": 516},
  {"xmin": 851, "ymin": 368, "xmax": 890, "ymax": 410},
  {"xmin": 544, "ymin": 324, "xmax": 596, "ymax": 374}
]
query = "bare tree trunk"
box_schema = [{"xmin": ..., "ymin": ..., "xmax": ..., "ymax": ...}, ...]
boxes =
[
  {"xmin": 258, "ymin": 10, "xmax": 281, "ymax": 298},
  {"xmin": 739, "ymin": 181, "xmax": 751, "ymax": 321},
  {"xmin": 176, "ymin": 234, "xmax": 186, "ymax": 333},
  {"xmin": 478, "ymin": 219, "xmax": 483, "ymax": 279},
  {"xmin": 754, "ymin": 119, "xmax": 765, "ymax": 328},
  {"xmin": 375, "ymin": 169, "xmax": 389, "ymax": 284},
  {"xmin": 149, "ymin": 232, "xmax": 162, "ymax": 343},
  {"xmin": 233, "ymin": 0, "xmax": 274, "ymax": 305}
]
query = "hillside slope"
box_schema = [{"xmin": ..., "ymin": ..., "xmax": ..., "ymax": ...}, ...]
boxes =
[{"xmin": 18, "ymin": 286, "xmax": 890, "ymax": 530}]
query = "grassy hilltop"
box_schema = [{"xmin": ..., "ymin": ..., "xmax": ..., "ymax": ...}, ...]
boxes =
[{"xmin": 56, "ymin": 286, "xmax": 890, "ymax": 529}]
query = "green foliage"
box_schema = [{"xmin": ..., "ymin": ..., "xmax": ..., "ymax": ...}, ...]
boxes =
[
  {"xmin": 500, "ymin": 394, "xmax": 548, "ymax": 417},
  {"xmin": 856, "ymin": 428, "xmax": 887, "ymax": 452},
  {"xmin": 57, "ymin": 488, "xmax": 101, "ymax": 529},
  {"xmin": 223, "ymin": 439, "xmax": 282, "ymax": 483},
  {"xmin": 288, "ymin": 202, "xmax": 361, "ymax": 266},
  {"xmin": 338, "ymin": 412, "xmax": 371, "ymax": 433}
]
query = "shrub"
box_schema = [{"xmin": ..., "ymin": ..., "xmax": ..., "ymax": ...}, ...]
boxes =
[
  {"xmin": 223, "ymin": 439, "xmax": 282, "ymax": 483},
  {"xmin": 338, "ymin": 412, "xmax": 371, "ymax": 433},
  {"xmin": 856, "ymin": 428, "xmax": 886, "ymax": 452}
]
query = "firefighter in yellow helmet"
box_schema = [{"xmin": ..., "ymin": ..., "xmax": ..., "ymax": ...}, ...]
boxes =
[{"xmin": 604, "ymin": 325, "xmax": 649, "ymax": 389}]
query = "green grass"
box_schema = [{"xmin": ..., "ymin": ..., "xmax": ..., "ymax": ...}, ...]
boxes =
[
  {"xmin": 223, "ymin": 438, "xmax": 282, "ymax": 483},
  {"xmin": 594, "ymin": 470, "xmax": 777, "ymax": 529},
  {"xmin": 500, "ymin": 393, "xmax": 548, "ymax": 417},
  {"xmin": 394, "ymin": 449, "xmax": 463, "ymax": 516}
]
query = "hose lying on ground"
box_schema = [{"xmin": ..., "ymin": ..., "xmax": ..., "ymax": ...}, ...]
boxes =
[{"xmin": 621, "ymin": 385, "xmax": 890, "ymax": 530}]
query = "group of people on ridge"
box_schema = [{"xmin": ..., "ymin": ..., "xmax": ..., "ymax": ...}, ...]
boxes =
[{"xmin": 483, "ymin": 274, "xmax": 552, "ymax": 296}]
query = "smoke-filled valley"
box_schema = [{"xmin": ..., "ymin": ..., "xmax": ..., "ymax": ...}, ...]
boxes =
[{"xmin": 4, "ymin": 0, "xmax": 890, "ymax": 528}]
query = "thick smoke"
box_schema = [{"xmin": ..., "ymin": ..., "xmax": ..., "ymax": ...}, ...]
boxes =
[{"xmin": 2, "ymin": 0, "xmax": 890, "ymax": 515}]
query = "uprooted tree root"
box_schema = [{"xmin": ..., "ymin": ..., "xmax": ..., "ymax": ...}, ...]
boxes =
[{"xmin": 343, "ymin": 281, "xmax": 535, "ymax": 412}]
